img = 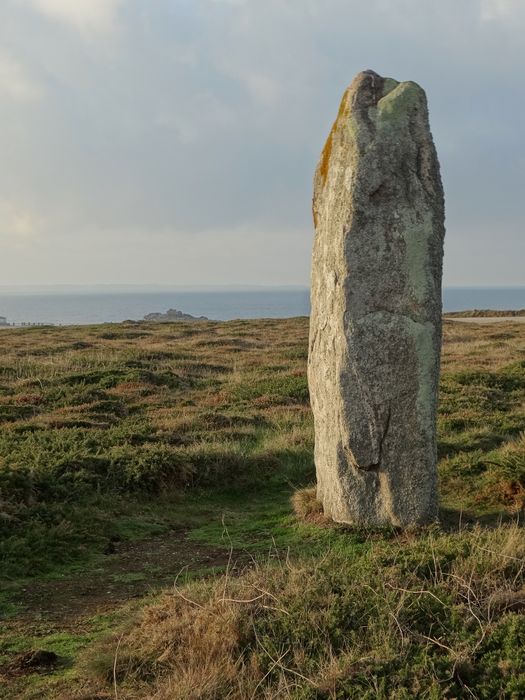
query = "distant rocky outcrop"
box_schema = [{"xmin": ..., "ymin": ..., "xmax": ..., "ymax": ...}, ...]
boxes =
[{"xmin": 143, "ymin": 309, "xmax": 209, "ymax": 323}]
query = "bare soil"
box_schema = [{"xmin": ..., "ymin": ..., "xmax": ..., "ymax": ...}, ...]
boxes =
[{"xmin": 10, "ymin": 529, "xmax": 231, "ymax": 624}]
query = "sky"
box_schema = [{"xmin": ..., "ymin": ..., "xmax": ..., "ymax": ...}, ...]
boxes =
[{"xmin": 0, "ymin": 0, "xmax": 524, "ymax": 287}]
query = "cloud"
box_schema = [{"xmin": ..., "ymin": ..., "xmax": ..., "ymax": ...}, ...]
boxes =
[
  {"xmin": 3, "ymin": 221, "xmax": 311, "ymax": 286},
  {"xmin": 0, "ymin": 0, "xmax": 523, "ymax": 286},
  {"xmin": 480, "ymin": 0, "xmax": 525, "ymax": 21},
  {"xmin": 0, "ymin": 52, "xmax": 42, "ymax": 102},
  {"xmin": 154, "ymin": 92, "xmax": 236, "ymax": 145},
  {"xmin": 18, "ymin": 0, "xmax": 124, "ymax": 34},
  {"xmin": 227, "ymin": 68, "xmax": 283, "ymax": 106}
]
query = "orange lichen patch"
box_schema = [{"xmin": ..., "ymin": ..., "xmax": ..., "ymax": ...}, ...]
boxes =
[
  {"xmin": 318, "ymin": 130, "xmax": 334, "ymax": 187},
  {"xmin": 317, "ymin": 88, "xmax": 351, "ymax": 188}
]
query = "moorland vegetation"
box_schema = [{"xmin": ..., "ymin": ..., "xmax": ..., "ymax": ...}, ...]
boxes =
[{"xmin": 0, "ymin": 318, "xmax": 524, "ymax": 698}]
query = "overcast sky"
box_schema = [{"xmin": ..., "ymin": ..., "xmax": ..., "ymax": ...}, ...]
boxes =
[{"xmin": 0, "ymin": 0, "xmax": 524, "ymax": 287}]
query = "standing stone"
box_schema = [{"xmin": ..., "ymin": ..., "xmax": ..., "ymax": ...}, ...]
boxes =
[{"xmin": 308, "ymin": 70, "xmax": 445, "ymax": 527}]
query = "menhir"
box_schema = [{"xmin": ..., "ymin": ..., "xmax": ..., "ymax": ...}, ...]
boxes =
[{"xmin": 308, "ymin": 70, "xmax": 445, "ymax": 527}]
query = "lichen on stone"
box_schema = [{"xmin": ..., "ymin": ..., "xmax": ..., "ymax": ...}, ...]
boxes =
[
  {"xmin": 317, "ymin": 87, "xmax": 351, "ymax": 189},
  {"xmin": 309, "ymin": 70, "xmax": 445, "ymax": 528}
]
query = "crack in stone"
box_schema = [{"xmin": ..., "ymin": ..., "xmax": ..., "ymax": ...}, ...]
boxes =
[{"xmin": 356, "ymin": 403, "xmax": 391, "ymax": 472}]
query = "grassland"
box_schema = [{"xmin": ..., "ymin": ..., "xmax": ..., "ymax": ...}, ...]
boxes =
[
  {"xmin": 444, "ymin": 310, "xmax": 525, "ymax": 318},
  {"xmin": 0, "ymin": 317, "xmax": 524, "ymax": 698}
]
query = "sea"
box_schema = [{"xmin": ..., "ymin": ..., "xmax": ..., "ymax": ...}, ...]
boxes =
[{"xmin": 0, "ymin": 286, "xmax": 524, "ymax": 326}]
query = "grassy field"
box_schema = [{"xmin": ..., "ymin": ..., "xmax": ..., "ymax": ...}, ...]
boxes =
[{"xmin": 0, "ymin": 318, "xmax": 524, "ymax": 698}]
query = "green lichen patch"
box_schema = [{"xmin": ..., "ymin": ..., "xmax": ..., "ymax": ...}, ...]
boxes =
[
  {"xmin": 377, "ymin": 79, "xmax": 426, "ymax": 126},
  {"xmin": 402, "ymin": 209, "xmax": 434, "ymax": 304},
  {"xmin": 381, "ymin": 76, "xmax": 399, "ymax": 97}
]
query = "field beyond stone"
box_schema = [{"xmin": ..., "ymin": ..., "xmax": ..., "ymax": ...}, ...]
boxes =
[{"xmin": 1, "ymin": 318, "xmax": 524, "ymax": 699}]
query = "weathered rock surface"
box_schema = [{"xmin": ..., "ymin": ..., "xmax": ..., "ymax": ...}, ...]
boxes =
[{"xmin": 308, "ymin": 70, "xmax": 445, "ymax": 527}]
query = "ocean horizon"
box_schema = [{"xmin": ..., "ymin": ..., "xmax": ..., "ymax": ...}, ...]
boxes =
[{"xmin": 0, "ymin": 286, "xmax": 524, "ymax": 326}]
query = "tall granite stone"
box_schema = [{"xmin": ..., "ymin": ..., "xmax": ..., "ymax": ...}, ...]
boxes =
[{"xmin": 308, "ymin": 70, "xmax": 445, "ymax": 527}]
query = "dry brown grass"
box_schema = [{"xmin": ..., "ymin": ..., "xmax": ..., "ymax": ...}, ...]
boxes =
[
  {"xmin": 291, "ymin": 486, "xmax": 333, "ymax": 526},
  {"xmin": 81, "ymin": 523, "xmax": 525, "ymax": 699},
  {"xmin": 1, "ymin": 316, "xmax": 524, "ymax": 698},
  {"xmin": 441, "ymin": 320, "xmax": 525, "ymax": 372}
]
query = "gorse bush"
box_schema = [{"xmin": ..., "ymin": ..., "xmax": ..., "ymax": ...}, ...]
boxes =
[
  {"xmin": 1, "ymin": 319, "xmax": 524, "ymax": 576},
  {"xmin": 0, "ymin": 320, "xmax": 313, "ymax": 576}
]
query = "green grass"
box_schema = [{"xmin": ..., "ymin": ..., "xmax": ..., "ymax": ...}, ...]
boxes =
[
  {"xmin": 0, "ymin": 318, "xmax": 524, "ymax": 698},
  {"xmin": 85, "ymin": 523, "xmax": 525, "ymax": 699}
]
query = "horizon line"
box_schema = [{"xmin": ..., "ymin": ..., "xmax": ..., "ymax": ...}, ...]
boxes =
[{"xmin": 0, "ymin": 283, "xmax": 524, "ymax": 292}]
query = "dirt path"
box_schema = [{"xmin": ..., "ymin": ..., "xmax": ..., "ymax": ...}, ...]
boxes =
[
  {"xmin": 0, "ymin": 528, "xmax": 239, "ymax": 693},
  {"xmin": 8, "ymin": 529, "xmax": 232, "ymax": 625}
]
